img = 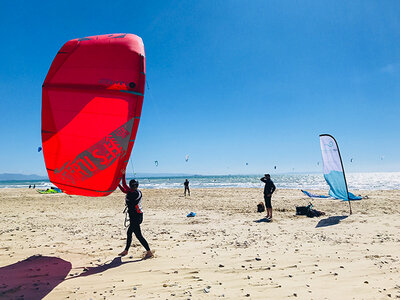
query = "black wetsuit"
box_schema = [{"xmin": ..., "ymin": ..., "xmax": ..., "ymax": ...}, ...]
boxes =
[
  {"xmin": 184, "ymin": 180, "xmax": 190, "ymax": 196},
  {"xmin": 125, "ymin": 190, "xmax": 150, "ymax": 252},
  {"xmin": 260, "ymin": 178, "xmax": 276, "ymax": 208}
]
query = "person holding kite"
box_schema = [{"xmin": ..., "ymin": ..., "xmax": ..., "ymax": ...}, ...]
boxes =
[{"xmin": 118, "ymin": 170, "xmax": 153, "ymax": 259}]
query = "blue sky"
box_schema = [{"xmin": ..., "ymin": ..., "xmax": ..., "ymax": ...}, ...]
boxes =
[{"xmin": 0, "ymin": 1, "xmax": 399, "ymax": 175}]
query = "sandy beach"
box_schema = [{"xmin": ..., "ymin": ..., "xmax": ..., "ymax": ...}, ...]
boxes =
[{"xmin": 1, "ymin": 187, "xmax": 400, "ymax": 299}]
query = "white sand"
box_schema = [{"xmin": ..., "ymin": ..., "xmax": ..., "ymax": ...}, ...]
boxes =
[{"xmin": 1, "ymin": 188, "xmax": 399, "ymax": 299}]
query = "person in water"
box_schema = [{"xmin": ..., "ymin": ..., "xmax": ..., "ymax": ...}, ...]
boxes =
[
  {"xmin": 118, "ymin": 170, "xmax": 153, "ymax": 259},
  {"xmin": 184, "ymin": 179, "xmax": 190, "ymax": 196},
  {"xmin": 260, "ymin": 174, "xmax": 276, "ymax": 220}
]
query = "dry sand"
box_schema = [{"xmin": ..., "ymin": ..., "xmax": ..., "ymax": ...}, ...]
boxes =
[{"xmin": 1, "ymin": 187, "xmax": 400, "ymax": 299}]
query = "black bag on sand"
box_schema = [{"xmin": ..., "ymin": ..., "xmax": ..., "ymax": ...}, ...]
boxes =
[
  {"xmin": 296, "ymin": 203, "xmax": 325, "ymax": 218},
  {"xmin": 257, "ymin": 202, "xmax": 265, "ymax": 213},
  {"xmin": 296, "ymin": 206, "xmax": 309, "ymax": 215},
  {"xmin": 306, "ymin": 208, "xmax": 325, "ymax": 218}
]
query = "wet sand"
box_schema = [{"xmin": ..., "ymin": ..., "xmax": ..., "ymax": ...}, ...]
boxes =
[{"xmin": 1, "ymin": 188, "xmax": 399, "ymax": 299}]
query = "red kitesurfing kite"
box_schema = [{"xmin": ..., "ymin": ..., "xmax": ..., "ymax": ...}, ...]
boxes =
[{"xmin": 42, "ymin": 33, "xmax": 145, "ymax": 196}]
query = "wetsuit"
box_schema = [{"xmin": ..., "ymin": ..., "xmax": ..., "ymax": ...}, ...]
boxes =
[
  {"xmin": 119, "ymin": 177, "xmax": 150, "ymax": 252},
  {"xmin": 260, "ymin": 177, "xmax": 276, "ymax": 208},
  {"xmin": 184, "ymin": 180, "xmax": 190, "ymax": 196}
]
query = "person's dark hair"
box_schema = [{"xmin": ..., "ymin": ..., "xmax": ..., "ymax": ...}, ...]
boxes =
[
  {"xmin": 129, "ymin": 179, "xmax": 139, "ymax": 189},
  {"xmin": 265, "ymin": 174, "xmax": 270, "ymax": 178}
]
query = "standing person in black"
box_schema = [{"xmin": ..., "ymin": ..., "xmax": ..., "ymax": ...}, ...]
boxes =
[
  {"xmin": 260, "ymin": 174, "xmax": 276, "ymax": 220},
  {"xmin": 184, "ymin": 179, "xmax": 190, "ymax": 196},
  {"xmin": 118, "ymin": 170, "xmax": 153, "ymax": 259}
]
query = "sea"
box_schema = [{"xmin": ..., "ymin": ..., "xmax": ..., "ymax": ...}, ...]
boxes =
[{"xmin": 0, "ymin": 172, "xmax": 399, "ymax": 191}]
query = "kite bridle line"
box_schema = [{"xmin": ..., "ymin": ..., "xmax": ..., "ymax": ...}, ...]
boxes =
[
  {"xmin": 129, "ymin": 157, "xmax": 135, "ymax": 177},
  {"xmin": 124, "ymin": 80, "xmax": 152, "ymax": 182}
]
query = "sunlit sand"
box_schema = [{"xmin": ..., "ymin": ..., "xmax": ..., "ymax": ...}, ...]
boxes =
[{"xmin": 1, "ymin": 188, "xmax": 399, "ymax": 299}]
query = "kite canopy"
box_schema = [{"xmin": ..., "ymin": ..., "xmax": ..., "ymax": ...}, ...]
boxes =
[
  {"xmin": 319, "ymin": 134, "xmax": 361, "ymax": 201},
  {"xmin": 42, "ymin": 33, "xmax": 145, "ymax": 196}
]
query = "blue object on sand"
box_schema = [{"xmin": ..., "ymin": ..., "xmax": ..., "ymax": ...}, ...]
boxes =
[
  {"xmin": 301, "ymin": 190, "xmax": 330, "ymax": 199},
  {"xmin": 187, "ymin": 212, "xmax": 196, "ymax": 217}
]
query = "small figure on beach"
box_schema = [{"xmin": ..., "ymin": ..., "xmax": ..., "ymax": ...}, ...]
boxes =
[
  {"xmin": 184, "ymin": 179, "xmax": 190, "ymax": 196},
  {"xmin": 260, "ymin": 174, "xmax": 276, "ymax": 220},
  {"xmin": 118, "ymin": 170, "xmax": 153, "ymax": 259}
]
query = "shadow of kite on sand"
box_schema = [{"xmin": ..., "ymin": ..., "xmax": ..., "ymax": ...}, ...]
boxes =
[
  {"xmin": 1, "ymin": 255, "xmax": 146, "ymax": 299},
  {"xmin": 0, "ymin": 255, "xmax": 71, "ymax": 300},
  {"xmin": 316, "ymin": 216, "xmax": 348, "ymax": 228}
]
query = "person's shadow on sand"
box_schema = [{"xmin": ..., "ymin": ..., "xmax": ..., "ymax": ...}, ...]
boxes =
[
  {"xmin": 0, "ymin": 255, "xmax": 71, "ymax": 300},
  {"xmin": 254, "ymin": 217, "xmax": 272, "ymax": 223},
  {"xmin": 316, "ymin": 216, "xmax": 348, "ymax": 228},
  {"xmin": 68, "ymin": 257, "xmax": 143, "ymax": 279}
]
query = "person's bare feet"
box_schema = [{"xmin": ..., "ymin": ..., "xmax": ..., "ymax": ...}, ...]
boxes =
[
  {"xmin": 118, "ymin": 250, "xmax": 128, "ymax": 257},
  {"xmin": 143, "ymin": 250, "xmax": 154, "ymax": 259}
]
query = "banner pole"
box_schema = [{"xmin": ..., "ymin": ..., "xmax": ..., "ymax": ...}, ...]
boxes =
[{"xmin": 348, "ymin": 199, "xmax": 352, "ymax": 215}]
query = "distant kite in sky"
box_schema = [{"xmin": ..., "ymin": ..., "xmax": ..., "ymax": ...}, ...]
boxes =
[
  {"xmin": 41, "ymin": 33, "xmax": 145, "ymax": 196},
  {"xmin": 38, "ymin": 147, "xmax": 42, "ymax": 152},
  {"xmin": 154, "ymin": 160, "xmax": 159, "ymax": 167},
  {"xmin": 185, "ymin": 154, "xmax": 189, "ymax": 162}
]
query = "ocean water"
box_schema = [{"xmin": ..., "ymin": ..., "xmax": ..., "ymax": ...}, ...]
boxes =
[
  {"xmin": 1, "ymin": 172, "xmax": 399, "ymax": 191},
  {"xmin": 0, "ymin": 180, "xmax": 53, "ymax": 189}
]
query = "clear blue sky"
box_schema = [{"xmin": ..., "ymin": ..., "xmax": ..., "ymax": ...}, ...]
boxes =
[{"xmin": 0, "ymin": 1, "xmax": 399, "ymax": 176}]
